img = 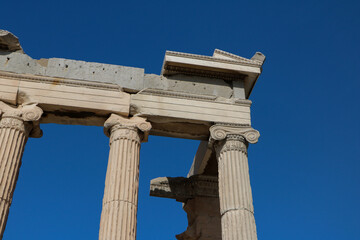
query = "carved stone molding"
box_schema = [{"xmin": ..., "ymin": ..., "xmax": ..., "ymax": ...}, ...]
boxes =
[
  {"xmin": 0, "ymin": 71, "xmax": 122, "ymax": 91},
  {"xmin": 104, "ymin": 114, "xmax": 152, "ymax": 143},
  {"xmin": 209, "ymin": 124, "xmax": 260, "ymax": 144},
  {"xmin": 0, "ymin": 101, "xmax": 43, "ymax": 138},
  {"xmin": 164, "ymin": 64, "xmax": 246, "ymax": 81},
  {"xmin": 165, "ymin": 50, "xmax": 263, "ymax": 67},
  {"xmin": 216, "ymin": 137, "xmax": 248, "ymax": 154}
]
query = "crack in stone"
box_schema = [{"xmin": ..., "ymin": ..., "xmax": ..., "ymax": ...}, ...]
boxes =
[
  {"xmin": 221, "ymin": 207, "xmax": 254, "ymax": 216},
  {"xmin": 103, "ymin": 199, "xmax": 136, "ymax": 206}
]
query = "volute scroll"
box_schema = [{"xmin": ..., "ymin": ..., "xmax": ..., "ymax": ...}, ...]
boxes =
[
  {"xmin": 0, "ymin": 101, "xmax": 43, "ymax": 137},
  {"xmin": 104, "ymin": 114, "xmax": 152, "ymax": 142},
  {"xmin": 209, "ymin": 124, "xmax": 260, "ymax": 144}
]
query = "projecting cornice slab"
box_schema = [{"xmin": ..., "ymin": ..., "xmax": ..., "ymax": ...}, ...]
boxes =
[{"xmin": 161, "ymin": 49, "xmax": 265, "ymax": 98}]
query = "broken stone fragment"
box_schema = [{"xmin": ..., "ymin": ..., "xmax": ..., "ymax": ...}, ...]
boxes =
[
  {"xmin": 251, "ymin": 52, "xmax": 266, "ymax": 64},
  {"xmin": 0, "ymin": 30, "xmax": 24, "ymax": 53},
  {"xmin": 150, "ymin": 175, "xmax": 218, "ymax": 202},
  {"xmin": 176, "ymin": 197, "xmax": 221, "ymax": 240}
]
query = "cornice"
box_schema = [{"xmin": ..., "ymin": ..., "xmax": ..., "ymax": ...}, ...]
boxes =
[
  {"xmin": 166, "ymin": 50, "xmax": 262, "ymax": 67},
  {"xmin": 163, "ymin": 64, "xmax": 246, "ymax": 81},
  {"xmin": 213, "ymin": 49, "xmax": 259, "ymax": 64},
  {"xmin": 0, "ymin": 71, "xmax": 122, "ymax": 92},
  {"xmin": 140, "ymin": 88, "xmax": 216, "ymax": 101}
]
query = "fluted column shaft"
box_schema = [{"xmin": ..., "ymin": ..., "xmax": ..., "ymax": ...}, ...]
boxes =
[
  {"xmin": 0, "ymin": 102, "xmax": 43, "ymax": 239},
  {"xmin": 210, "ymin": 125, "xmax": 260, "ymax": 240},
  {"xmin": 99, "ymin": 114, "xmax": 151, "ymax": 240}
]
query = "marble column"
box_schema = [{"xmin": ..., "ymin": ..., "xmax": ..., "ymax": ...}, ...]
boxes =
[
  {"xmin": 0, "ymin": 102, "xmax": 43, "ymax": 239},
  {"xmin": 210, "ymin": 124, "xmax": 260, "ymax": 240},
  {"xmin": 99, "ymin": 114, "xmax": 151, "ymax": 240}
]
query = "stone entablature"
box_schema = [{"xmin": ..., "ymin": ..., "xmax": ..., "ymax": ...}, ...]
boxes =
[
  {"xmin": 0, "ymin": 70, "xmax": 253, "ymax": 139},
  {"xmin": 0, "ymin": 30, "xmax": 264, "ymax": 140},
  {"xmin": 0, "ymin": 30, "xmax": 265, "ymax": 240}
]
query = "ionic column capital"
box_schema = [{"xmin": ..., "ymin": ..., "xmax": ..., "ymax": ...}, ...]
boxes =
[
  {"xmin": 104, "ymin": 114, "xmax": 152, "ymax": 142},
  {"xmin": 0, "ymin": 101, "xmax": 43, "ymax": 138},
  {"xmin": 212, "ymin": 124, "xmax": 259, "ymax": 239},
  {"xmin": 100, "ymin": 114, "xmax": 151, "ymax": 240},
  {"xmin": 210, "ymin": 124, "xmax": 260, "ymax": 144}
]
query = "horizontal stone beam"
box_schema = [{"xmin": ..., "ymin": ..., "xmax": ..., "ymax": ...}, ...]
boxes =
[
  {"xmin": 150, "ymin": 175, "xmax": 218, "ymax": 202},
  {"xmin": 0, "ymin": 70, "xmax": 252, "ymax": 138},
  {"xmin": 131, "ymin": 90, "xmax": 251, "ymax": 126},
  {"xmin": 0, "ymin": 51, "xmax": 144, "ymax": 92},
  {"xmin": 0, "ymin": 71, "xmax": 130, "ymax": 126}
]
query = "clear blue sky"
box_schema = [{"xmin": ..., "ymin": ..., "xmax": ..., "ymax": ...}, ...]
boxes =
[{"xmin": 1, "ymin": 0, "xmax": 359, "ymax": 239}]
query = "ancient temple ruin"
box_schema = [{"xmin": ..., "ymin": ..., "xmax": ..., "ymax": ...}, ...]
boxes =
[{"xmin": 0, "ymin": 30, "xmax": 265, "ymax": 240}]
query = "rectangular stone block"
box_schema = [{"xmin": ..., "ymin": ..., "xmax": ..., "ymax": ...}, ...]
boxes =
[
  {"xmin": 0, "ymin": 76, "xmax": 18, "ymax": 105},
  {"xmin": 131, "ymin": 93, "xmax": 251, "ymax": 125},
  {"xmin": 18, "ymin": 80, "xmax": 130, "ymax": 116},
  {"xmin": 45, "ymin": 58, "xmax": 145, "ymax": 92},
  {"xmin": 0, "ymin": 52, "xmax": 46, "ymax": 75}
]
